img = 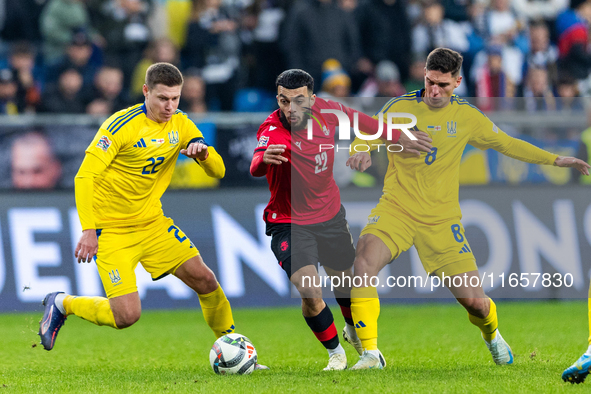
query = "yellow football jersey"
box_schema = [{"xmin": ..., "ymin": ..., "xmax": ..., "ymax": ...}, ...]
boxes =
[
  {"xmin": 352, "ymin": 90, "xmax": 558, "ymax": 224},
  {"xmin": 79, "ymin": 103, "xmax": 223, "ymax": 229}
]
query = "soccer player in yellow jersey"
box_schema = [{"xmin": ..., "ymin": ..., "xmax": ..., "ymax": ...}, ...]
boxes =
[
  {"xmin": 344, "ymin": 48, "xmax": 591, "ymax": 370},
  {"xmin": 37, "ymin": 63, "xmax": 265, "ymax": 370}
]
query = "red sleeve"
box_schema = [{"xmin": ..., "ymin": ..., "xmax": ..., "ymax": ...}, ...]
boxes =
[
  {"xmin": 319, "ymin": 98, "xmax": 401, "ymax": 143},
  {"xmin": 250, "ymin": 150, "xmax": 267, "ymax": 177}
]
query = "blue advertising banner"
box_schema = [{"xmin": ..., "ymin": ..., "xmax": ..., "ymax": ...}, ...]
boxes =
[{"xmin": 0, "ymin": 186, "xmax": 590, "ymax": 313}]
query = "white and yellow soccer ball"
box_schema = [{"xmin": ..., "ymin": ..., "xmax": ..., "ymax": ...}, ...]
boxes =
[{"xmin": 209, "ymin": 333, "xmax": 257, "ymax": 375}]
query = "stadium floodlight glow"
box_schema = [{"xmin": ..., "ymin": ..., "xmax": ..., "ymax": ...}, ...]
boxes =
[{"xmin": 306, "ymin": 110, "xmax": 418, "ymax": 141}]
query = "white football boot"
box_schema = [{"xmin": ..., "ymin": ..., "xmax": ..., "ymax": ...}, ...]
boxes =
[
  {"xmin": 342, "ymin": 327, "xmax": 364, "ymax": 355},
  {"xmin": 323, "ymin": 353, "xmax": 348, "ymax": 371},
  {"xmin": 349, "ymin": 350, "xmax": 386, "ymax": 370},
  {"xmin": 484, "ymin": 331, "xmax": 514, "ymax": 365}
]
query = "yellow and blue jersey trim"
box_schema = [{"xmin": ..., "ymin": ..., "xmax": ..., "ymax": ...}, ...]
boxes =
[
  {"xmin": 105, "ymin": 104, "xmax": 147, "ymax": 135},
  {"xmin": 375, "ymin": 91, "xmax": 422, "ymax": 115}
]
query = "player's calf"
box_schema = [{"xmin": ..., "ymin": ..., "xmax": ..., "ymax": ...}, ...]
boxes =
[{"xmin": 109, "ymin": 292, "xmax": 142, "ymax": 329}]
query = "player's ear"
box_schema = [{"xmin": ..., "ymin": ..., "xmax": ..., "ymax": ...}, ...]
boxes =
[
  {"xmin": 142, "ymin": 84, "xmax": 149, "ymax": 98},
  {"xmin": 309, "ymin": 94, "xmax": 316, "ymax": 107},
  {"xmin": 455, "ymin": 75, "xmax": 462, "ymax": 89}
]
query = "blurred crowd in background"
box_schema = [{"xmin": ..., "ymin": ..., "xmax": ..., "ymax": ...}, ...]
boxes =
[
  {"xmin": 1, "ymin": 0, "xmax": 591, "ymax": 114},
  {"xmin": 2, "ymin": 0, "xmax": 591, "ymax": 190}
]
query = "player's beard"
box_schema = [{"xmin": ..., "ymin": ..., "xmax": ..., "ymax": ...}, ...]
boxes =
[{"xmin": 279, "ymin": 110, "xmax": 310, "ymax": 132}]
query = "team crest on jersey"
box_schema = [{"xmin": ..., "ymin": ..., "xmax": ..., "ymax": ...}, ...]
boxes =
[
  {"xmin": 168, "ymin": 130, "xmax": 179, "ymax": 145},
  {"xmin": 109, "ymin": 269, "xmax": 121, "ymax": 285},
  {"xmin": 447, "ymin": 121, "xmax": 457, "ymax": 137},
  {"xmin": 151, "ymin": 138, "xmax": 165, "ymax": 144},
  {"xmin": 96, "ymin": 136, "xmax": 111, "ymax": 152},
  {"xmin": 257, "ymin": 136, "xmax": 269, "ymax": 148},
  {"xmin": 367, "ymin": 215, "xmax": 380, "ymax": 225},
  {"xmin": 322, "ymin": 125, "xmax": 329, "ymax": 136}
]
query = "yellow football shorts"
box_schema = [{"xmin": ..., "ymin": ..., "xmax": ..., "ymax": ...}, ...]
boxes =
[
  {"xmin": 95, "ymin": 216, "xmax": 199, "ymax": 298},
  {"xmin": 360, "ymin": 199, "xmax": 477, "ymax": 278}
]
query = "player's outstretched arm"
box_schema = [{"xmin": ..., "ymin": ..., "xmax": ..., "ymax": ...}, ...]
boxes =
[
  {"xmin": 330, "ymin": 99, "xmax": 432, "ymax": 154},
  {"xmin": 554, "ymin": 156, "xmax": 591, "ymax": 175},
  {"xmin": 346, "ymin": 152, "xmax": 372, "ymax": 172}
]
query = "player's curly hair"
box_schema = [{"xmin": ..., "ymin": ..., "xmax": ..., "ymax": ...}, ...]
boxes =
[
  {"xmin": 426, "ymin": 48, "xmax": 463, "ymax": 77},
  {"xmin": 276, "ymin": 69, "xmax": 314, "ymax": 93},
  {"xmin": 145, "ymin": 62, "xmax": 183, "ymax": 89}
]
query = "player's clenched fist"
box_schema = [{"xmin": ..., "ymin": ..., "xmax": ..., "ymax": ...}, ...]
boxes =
[
  {"xmin": 74, "ymin": 229, "xmax": 99, "ymax": 263},
  {"xmin": 346, "ymin": 152, "xmax": 372, "ymax": 172},
  {"xmin": 181, "ymin": 142, "xmax": 209, "ymax": 161},
  {"xmin": 263, "ymin": 144, "xmax": 288, "ymax": 165}
]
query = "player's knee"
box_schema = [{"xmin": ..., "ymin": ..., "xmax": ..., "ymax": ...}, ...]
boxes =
[
  {"xmin": 460, "ymin": 297, "xmax": 488, "ymax": 318},
  {"xmin": 302, "ymin": 297, "xmax": 325, "ymax": 316},
  {"xmin": 186, "ymin": 266, "xmax": 218, "ymax": 294},
  {"xmin": 295, "ymin": 281, "xmax": 322, "ymax": 299},
  {"xmin": 199, "ymin": 268, "xmax": 217, "ymax": 286},
  {"xmin": 115, "ymin": 310, "xmax": 141, "ymax": 329}
]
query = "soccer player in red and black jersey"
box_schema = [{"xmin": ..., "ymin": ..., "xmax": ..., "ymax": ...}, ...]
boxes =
[{"xmin": 250, "ymin": 69, "xmax": 432, "ymax": 370}]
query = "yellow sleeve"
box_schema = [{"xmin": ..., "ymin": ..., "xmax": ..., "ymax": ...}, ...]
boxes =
[
  {"xmin": 74, "ymin": 153, "xmax": 108, "ymax": 230},
  {"xmin": 468, "ymin": 113, "xmax": 558, "ymax": 166},
  {"xmin": 197, "ymin": 146, "xmax": 225, "ymax": 179},
  {"xmin": 85, "ymin": 127, "xmax": 126, "ymax": 166}
]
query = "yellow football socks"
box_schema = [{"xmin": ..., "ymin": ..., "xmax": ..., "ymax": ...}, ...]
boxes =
[
  {"xmin": 64, "ymin": 295, "xmax": 118, "ymax": 328},
  {"xmin": 198, "ymin": 285, "xmax": 235, "ymax": 338},
  {"xmin": 351, "ymin": 286, "xmax": 380, "ymax": 351},
  {"xmin": 468, "ymin": 298, "xmax": 498, "ymax": 342},
  {"xmin": 587, "ymin": 290, "xmax": 591, "ymax": 344}
]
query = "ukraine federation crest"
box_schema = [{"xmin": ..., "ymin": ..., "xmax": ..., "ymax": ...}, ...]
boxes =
[
  {"xmin": 109, "ymin": 269, "xmax": 121, "ymax": 285},
  {"xmin": 168, "ymin": 130, "xmax": 179, "ymax": 145},
  {"xmin": 447, "ymin": 121, "xmax": 457, "ymax": 137}
]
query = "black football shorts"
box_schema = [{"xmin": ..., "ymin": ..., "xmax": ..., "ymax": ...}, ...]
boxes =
[{"xmin": 266, "ymin": 205, "xmax": 355, "ymax": 279}]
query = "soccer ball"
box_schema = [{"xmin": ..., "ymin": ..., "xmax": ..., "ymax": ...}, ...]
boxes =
[{"xmin": 209, "ymin": 333, "xmax": 258, "ymax": 375}]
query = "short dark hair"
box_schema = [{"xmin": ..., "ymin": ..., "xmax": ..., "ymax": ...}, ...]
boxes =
[
  {"xmin": 145, "ymin": 62, "xmax": 183, "ymax": 90},
  {"xmin": 276, "ymin": 69, "xmax": 314, "ymax": 93},
  {"xmin": 425, "ymin": 48, "xmax": 463, "ymax": 77}
]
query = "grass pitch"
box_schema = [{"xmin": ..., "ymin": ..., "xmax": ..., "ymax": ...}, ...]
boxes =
[{"xmin": 1, "ymin": 301, "xmax": 590, "ymax": 393}]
